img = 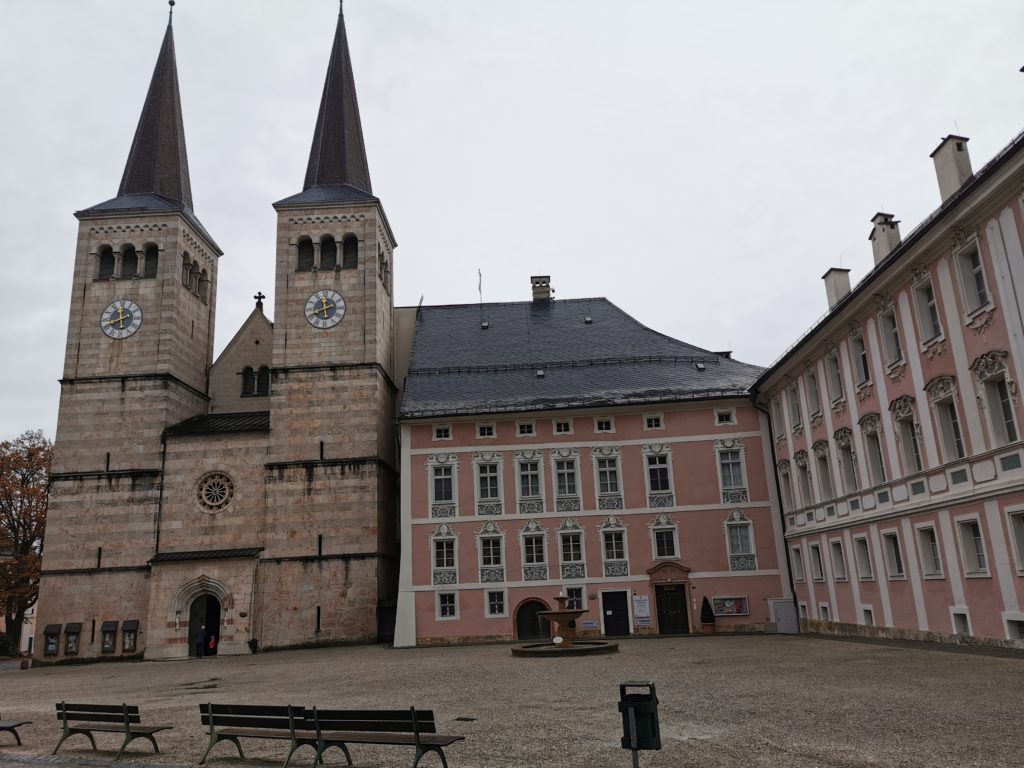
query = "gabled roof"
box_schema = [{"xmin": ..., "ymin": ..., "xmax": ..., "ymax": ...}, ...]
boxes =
[
  {"xmin": 164, "ymin": 411, "xmax": 270, "ymax": 437},
  {"xmin": 300, "ymin": 5, "xmax": 372, "ymax": 196},
  {"xmin": 400, "ymin": 298, "xmax": 761, "ymax": 418}
]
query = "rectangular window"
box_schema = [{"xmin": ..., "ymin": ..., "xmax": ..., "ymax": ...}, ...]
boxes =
[
  {"xmin": 953, "ymin": 612, "xmax": 970, "ymax": 635},
  {"xmin": 826, "ymin": 354, "xmax": 844, "ymax": 402},
  {"xmin": 883, "ymin": 532, "xmax": 905, "ymax": 577},
  {"xmin": 915, "ymin": 279, "xmax": 942, "ymax": 341},
  {"xmin": 517, "ymin": 421, "xmax": 535, "ymax": 436},
  {"xmin": 816, "ymin": 453, "xmax": 834, "ymax": 500},
  {"xmin": 771, "ymin": 399, "xmax": 785, "ymax": 438},
  {"xmin": 986, "ymin": 378, "xmax": 1019, "ymax": 446},
  {"xmin": 779, "ymin": 470, "xmax": 795, "ymax": 512},
  {"xmin": 480, "ymin": 536, "xmax": 502, "ymax": 566},
  {"xmin": 1010, "ymin": 512, "xmax": 1024, "ymax": 571},
  {"xmin": 438, "ymin": 593, "xmax": 457, "ymax": 618},
  {"xmin": 122, "ymin": 630, "xmax": 137, "ymax": 653},
  {"xmin": 486, "ymin": 590, "xmax": 506, "ymax": 616},
  {"xmin": 898, "ymin": 418, "xmax": 923, "ymax": 473},
  {"xmin": 561, "ymin": 532, "xmax": 583, "ymax": 562},
  {"xmin": 788, "ymin": 387, "xmax": 802, "ymax": 427},
  {"xmin": 433, "ymin": 425, "xmax": 451, "ymax": 441},
  {"xmin": 830, "ymin": 540, "xmax": 847, "ymax": 580},
  {"xmin": 958, "ymin": 519, "xmax": 987, "ymax": 574},
  {"xmin": 852, "ymin": 335, "xmax": 871, "ymax": 385},
  {"xmin": 654, "ymin": 528, "xmax": 677, "ymax": 558},
  {"xmin": 566, "ymin": 587, "xmax": 584, "ymax": 610},
  {"xmin": 554, "ymin": 420, "xmax": 573, "ymax": 434},
  {"xmin": 603, "ymin": 530, "xmax": 625, "ymax": 560},
  {"xmin": 958, "ymin": 245, "xmax": 990, "ymax": 312},
  {"xmin": 716, "ymin": 408, "xmax": 737, "ymax": 425},
  {"xmin": 434, "ymin": 539, "xmax": 455, "ymax": 569},
  {"xmin": 595, "ymin": 418, "xmax": 614, "ymax": 433},
  {"xmin": 719, "ymin": 450, "xmax": 745, "ymax": 489},
  {"xmin": 477, "ymin": 423, "xmax": 495, "ymax": 438},
  {"xmin": 728, "ymin": 524, "xmax": 753, "ymax": 556},
  {"xmin": 597, "ymin": 458, "xmax": 620, "ymax": 495},
  {"xmin": 797, "ymin": 463, "xmax": 813, "ymax": 506},
  {"xmin": 839, "ymin": 444, "xmax": 858, "ymax": 493},
  {"xmin": 806, "ymin": 372, "xmax": 821, "ymax": 415},
  {"xmin": 478, "ymin": 463, "xmax": 500, "ymax": 500},
  {"xmin": 854, "ymin": 537, "xmax": 873, "ymax": 579},
  {"xmin": 556, "ymin": 460, "xmax": 578, "ymax": 497},
  {"xmin": 809, "ymin": 543, "xmax": 824, "ymax": 581},
  {"xmin": 644, "ymin": 414, "xmax": 663, "ymax": 430},
  {"xmin": 101, "ymin": 630, "xmax": 116, "ymax": 653},
  {"xmin": 819, "ymin": 604, "xmax": 830, "ymax": 621},
  {"xmin": 918, "ymin": 526, "xmax": 943, "ymax": 576},
  {"xmin": 523, "ymin": 534, "xmax": 546, "ymax": 564},
  {"xmin": 519, "ymin": 461, "xmax": 541, "ymax": 498},
  {"xmin": 65, "ymin": 631, "xmax": 80, "ymax": 655},
  {"xmin": 647, "ymin": 454, "xmax": 670, "ymax": 492},
  {"xmin": 432, "ymin": 465, "xmax": 453, "ymax": 502},
  {"xmin": 938, "ymin": 400, "xmax": 966, "ymax": 460},
  {"xmin": 880, "ymin": 311, "xmax": 903, "ymax": 364},
  {"xmin": 790, "ymin": 547, "xmax": 805, "ymax": 581},
  {"xmin": 863, "ymin": 608, "xmax": 874, "ymax": 626},
  {"xmin": 865, "ymin": 432, "xmax": 886, "ymax": 485}
]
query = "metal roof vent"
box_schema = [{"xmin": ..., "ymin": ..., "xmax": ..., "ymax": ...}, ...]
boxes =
[
  {"xmin": 481, "ymin": 321, "xmax": 489, "ymax": 329},
  {"xmin": 695, "ymin": 361, "xmax": 706, "ymax": 372},
  {"xmin": 584, "ymin": 316, "xmax": 593, "ymax": 324},
  {"xmin": 536, "ymin": 369, "xmax": 545, "ymax": 378}
]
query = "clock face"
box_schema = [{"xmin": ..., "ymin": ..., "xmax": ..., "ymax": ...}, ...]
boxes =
[
  {"xmin": 305, "ymin": 290, "xmax": 346, "ymax": 329},
  {"xmin": 100, "ymin": 299, "xmax": 143, "ymax": 339}
]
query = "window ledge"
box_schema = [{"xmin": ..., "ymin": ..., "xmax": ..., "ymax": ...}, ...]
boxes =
[
  {"xmin": 965, "ymin": 302, "xmax": 996, "ymax": 321},
  {"xmin": 887, "ymin": 574, "xmax": 907, "ymax": 581},
  {"xmin": 964, "ymin": 571, "xmax": 992, "ymax": 579},
  {"xmin": 858, "ymin": 576, "xmax": 876, "ymax": 582}
]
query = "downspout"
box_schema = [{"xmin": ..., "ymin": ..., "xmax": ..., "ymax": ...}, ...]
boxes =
[
  {"xmin": 752, "ymin": 393, "xmax": 800, "ymax": 625},
  {"xmin": 155, "ymin": 437, "xmax": 167, "ymax": 556}
]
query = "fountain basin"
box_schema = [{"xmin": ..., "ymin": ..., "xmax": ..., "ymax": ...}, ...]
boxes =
[{"xmin": 511, "ymin": 640, "xmax": 619, "ymax": 657}]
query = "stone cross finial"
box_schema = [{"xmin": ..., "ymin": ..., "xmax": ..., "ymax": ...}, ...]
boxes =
[{"xmin": 254, "ymin": 292, "xmax": 266, "ymax": 311}]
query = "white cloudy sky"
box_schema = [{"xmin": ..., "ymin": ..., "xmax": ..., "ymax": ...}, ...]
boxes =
[{"xmin": 1, "ymin": 0, "xmax": 1022, "ymax": 440}]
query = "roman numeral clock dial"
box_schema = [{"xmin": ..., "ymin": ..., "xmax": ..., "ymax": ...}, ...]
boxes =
[
  {"xmin": 304, "ymin": 289, "xmax": 346, "ymax": 329},
  {"xmin": 100, "ymin": 299, "xmax": 143, "ymax": 339}
]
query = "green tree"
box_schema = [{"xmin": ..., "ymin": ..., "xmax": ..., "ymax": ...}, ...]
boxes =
[{"xmin": 0, "ymin": 430, "xmax": 52, "ymax": 650}]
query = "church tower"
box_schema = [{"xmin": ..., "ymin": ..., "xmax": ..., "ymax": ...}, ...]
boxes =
[
  {"xmin": 36, "ymin": 10, "xmax": 220, "ymax": 658},
  {"xmin": 257, "ymin": 2, "xmax": 399, "ymax": 646}
]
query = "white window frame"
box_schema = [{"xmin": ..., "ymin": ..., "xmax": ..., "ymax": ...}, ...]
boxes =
[
  {"xmin": 476, "ymin": 422, "xmax": 496, "ymax": 439},
  {"xmin": 794, "ymin": 451, "xmax": 812, "ymax": 507},
  {"xmin": 591, "ymin": 446, "xmax": 623, "ymax": 510},
  {"xmin": 427, "ymin": 455, "xmax": 460, "ymax": 518},
  {"xmin": 836, "ymin": 434, "xmax": 858, "ymax": 494},
  {"xmin": 826, "ymin": 353, "xmax": 844, "ymax": 403},
  {"xmin": 650, "ymin": 513, "xmax": 680, "ymax": 560},
  {"xmin": 557, "ymin": 518, "xmax": 586, "ymax": 579},
  {"xmin": 553, "ymin": 419, "xmax": 574, "ymax": 435},
  {"xmin": 432, "ymin": 424, "xmax": 452, "ymax": 441},
  {"xmin": 915, "ymin": 523, "xmax": 944, "ymax": 578},
  {"xmin": 881, "ymin": 530, "xmax": 905, "ymax": 579},
  {"xmin": 516, "ymin": 420, "xmax": 536, "ymax": 437},
  {"xmin": 790, "ymin": 546, "xmax": 805, "ymax": 582},
  {"xmin": 853, "ymin": 536, "xmax": 874, "ymax": 580},
  {"xmin": 643, "ymin": 413, "xmax": 665, "ymax": 431},
  {"xmin": 929, "ymin": 380, "xmax": 966, "ymax": 462},
  {"xmin": 829, "ymin": 538, "xmax": 847, "ymax": 581},
  {"xmin": 643, "ymin": 444, "xmax": 675, "ymax": 507},
  {"xmin": 777, "ymin": 461, "xmax": 795, "ymax": 513},
  {"xmin": 808, "ymin": 543, "xmax": 825, "ymax": 581},
  {"xmin": 476, "ymin": 520, "xmax": 506, "ymax": 584},
  {"xmin": 1007, "ymin": 508, "xmax": 1024, "ymax": 574},
  {"xmin": 515, "ymin": 450, "xmax": 545, "ymax": 514},
  {"xmin": 955, "ymin": 515, "xmax": 989, "ymax": 577},
  {"xmin": 879, "ymin": 309, "xmax": 904, "ymax": 366},
  {"xmin": 484, "ymin": 588, "xmax": 508, "ymax": 618},
  {"xmin": 954, "ymin": 239, "xmax": 992, "ymax": 316},
  {"xmin": 896, "ymin": 412, "xmax": 923, "ymax": 475},
  {"xmin": 913, "ymin": 275, "xmax": 943, "ymax": 344},
  {"xmin": 851, "ymin": 333, "xmax": 871, "ymax": 385},
  {"xmin": 520, "ymin": 520, "xmax": 549, "ymax": 581},
  {"xmin": 565, "ymin": 586, "xmax": 586, "ymax": 610},
  {"xmin": 472, "ymin": 452, "xmax": 504, "ymax": 515},
  {"xmin": 550, "ymin": 449, "xmax": 581, "ymax": 511},
  {"xmin": 725, "ymin": 511, "xmax": 756, "ymax": 571},
  {"xmin": 951, "ymin": 609, "xmax": 972, "ymax": 635},
  {"xmin": 818, "ymin": 603, "xmax": 831, "ymax": 621},
  {"xmin": 436, "ymin": 591, "xmax": 459, "ymax": 621},
  {"xmin": 788, "ymin": 386, "xmax": 802, "ymax": 427},
  {"xmin": 715, "ymin": 439, "xmax": 748, "ymax": 503},
  {"xmin": 600, "ymin": 517, "xmax": 629, "ymax": 577},
  {"xmin": 594, "ymin": 416, "xmax": 616, "ymax": 434},
  {"xmin": 715, "ymin": 408, "xmax": 737, "ymax": 426},
  {"xmin": 813, "ymin": 443, "xmax": 835, "ymax": 501},
  {"xmin": 771, "ymin": 398, "xmax": 785, "ymax": 439},
  {"xmin": 431, "ymin": 523, "xmax": 459, "ymax": 587},
  {"xmin": 862, "ymin": 606, "xmax": 875, "ymax": 626},
  {"xmin": 806, "ymin": 371, "xmax": 822, "ymax": 416},
  {"xmin": 973, "ymin": 354, "xmax": 1019, "ymax": 449}
]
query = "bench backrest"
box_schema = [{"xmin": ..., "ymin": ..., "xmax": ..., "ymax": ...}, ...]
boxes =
[
  {"xmin": 310, "ymin": 708, "xmax": 437, "ymax": 736},
  {"xmin": 56, "ymin": 703, "xmax": 140, "ymax": 725},
  {"xmin": 199, "ymin": 703, "xmax": 302, "ymax": 734}
]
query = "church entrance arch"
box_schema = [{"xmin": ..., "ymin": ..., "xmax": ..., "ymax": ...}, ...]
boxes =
[
  {"xmin": 515, "ymin": 599, "xmax": 551, "ymax": 641},
  {"xmin": 188, "ymin": 594, "xmax": 222, "ymax": 657}
]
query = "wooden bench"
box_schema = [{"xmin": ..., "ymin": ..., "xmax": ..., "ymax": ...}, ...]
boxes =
[
  {"xmin": 199, "ymin": 703, "xmax": 317, "ymax": 768},
  {"xmin": 1, "ymin": 713, "xmax": 32, "ymax": 745},
  {"xmin": 312, "ymin": 707, "xmax": 464, "ymax": 768},
  {"xmin": 53, "ymin": 702, "xmax": 171, "ymax": 760}
]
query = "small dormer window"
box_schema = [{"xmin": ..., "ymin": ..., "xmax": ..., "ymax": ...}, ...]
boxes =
[
  {"xmin": 477, "ymin": 423, "xmax": 495, "ymax": 438},
  {"xmin": 518, "ymin": 421, "xmax": 535, "ymax": 437},
  {"xmin": 644, "ymin": 414, "xmax": 663, "ymax": 431},
  {"xmin": 595, "ymin": 418, "xmax": 614, "ymax": 433},
  {"xmin": 434, "ymin": 425, "xmax": 452, "ymax": 441},
  {"xmin": 554, "ymin": 420, "xmax": 573, "ymax": 435}
]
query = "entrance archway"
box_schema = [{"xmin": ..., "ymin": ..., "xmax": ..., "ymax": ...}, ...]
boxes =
[
  {"xmin": 188, "ymin": 594, "xmax": 222, "ymax": 656},
  {"xmin": 515, "ymin": 600, "xmax": 552, "ymax": 641}
]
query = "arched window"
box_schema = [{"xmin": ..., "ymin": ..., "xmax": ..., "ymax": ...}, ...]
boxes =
[
  {"xmin": 144, "ymin": 245, "xmax": 159, "ymax": 278},
  {"xmin": 297, "ymin": 238, "xmax": 314, "ymax": 272},
  {"xmin": 342, "ymin": 235, "xmax": 358, "ymax": 269},
  {"xmin": 241, "ymin": 366, "xmax": 255, "ymax": 396},
  {"xmin": 257, "ymin": 366, "xmax": 271, "ymax": 396},
  {"xmin": 320, "ymin": 236, "xmax": 337, "ymax": 270},
  {"xmin": 190, "ymin": 261, "xmax": 200, "ymax": 294},
  {"xmin": 199, "ymin": 269, "xmax": 210, "ymax": 304},
  {"xmin": 181, "ymin": 254, "xmax": 191, "ymax": 286},
  {"xmin": 98, "ymin": 246, "xmax": 115, "ymax": 279},
  {"xmin": 121, "ymin": 246, "xmax": 138, "ymax": 278}
]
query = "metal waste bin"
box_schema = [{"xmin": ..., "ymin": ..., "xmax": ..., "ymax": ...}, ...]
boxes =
[{"xmin": 618, "ymin": 681, "xmax": 660, "ymax": 751}]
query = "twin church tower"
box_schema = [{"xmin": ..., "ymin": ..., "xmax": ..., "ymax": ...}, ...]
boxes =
[{"xmin": 37, "ymin": 4, "xmax": 399, "ymax": 659}]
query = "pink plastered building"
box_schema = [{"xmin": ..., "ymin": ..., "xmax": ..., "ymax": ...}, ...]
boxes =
[
  {"xmin": 393, "ymin": 286, "xmax": 793, "ymax": 646},
  {"xmin": 756, "ymin": 133, "xmax": 1024, "ymax": 644}
]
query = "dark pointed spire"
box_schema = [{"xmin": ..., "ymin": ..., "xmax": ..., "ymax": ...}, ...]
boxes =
[
  {"xmin": 118, "ymin": 16, "xmax": 193, "ymax": 210},
  {"xmin": 303, "ymin": 3, "xmax": 372, "ymax": 194}
]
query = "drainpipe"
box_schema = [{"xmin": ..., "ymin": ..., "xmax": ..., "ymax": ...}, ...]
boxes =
[{"xmin": 155, "ymin": 438, "xmax": 167, "ymax": 556}]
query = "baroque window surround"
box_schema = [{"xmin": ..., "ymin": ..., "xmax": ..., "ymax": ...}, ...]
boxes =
[
  {"xmin": 724, "ymin": 509, "xmax": 757, "ymax": 571},
  {"xmin": 889, "ymin": 395, "xmax": 924, "ymax": 475},
  {"xmin": 793, "ymin": 449, "xmax": 813, "ymax": 509},
  {"xmin": 472, "ymin": 451, "xmax": 504, "ymax": 516},
  {"xmin": 425, "ymin": 453, "xmax": 459, "ymax": 519},
  {"xmin": 714, "ymin": 438, "xmax": 748, "ymax": 504},
  {"xmin": 515, "ymin": 449, "xmax": 546, "ymax": 515},
  {"xmin": 557, "ymin": 518, "xmax": 586, "ymax": 580},
  {"xmin": 643, "ymin": 443, "xmax": 675, "ymax": 508},
  {"xmin": 591, "ymin": 445, "xmax": 624, "ymax": 510},
  {"xmin": 858, "ymin": 412, "xmax": 888, "ymax": 486},
  {"xmin": 811, "ymin": 440, "xmax": 835, "ymax": 502},
  {"xmin": 925, "ymin": 375, "xmax": 967, "ymax": 462},
  {"xmin": 550, "ymin": 447, "xmax": 582, "ymax": 513},
  {"xmin": 649, "ymin": 513, "xmax": 680, "ymax": 560},
  {"xmin": 520, "ymin": 519, "xmax": 549, "ymax": 582},
  {"xmin": 952, "ymin": 236, "xmax": 995, "ymax": 322},
  {"xmin": 971, "ymin": 350, "xmax": 1019, "ymax": 449},
  {"xmin": 599, "ymin": 515, "xmax": 630, "ymax": 577},
  {"xmin": 833, "ymin": 427, "xmax": 859, "ymax": 494},
  {"xmin": 430, "ymin": 523, "xmax": 458, "ymax": 586},
  {"xmin": 476, "ymin": 520, "xmax": 506, "ymax": 584}
]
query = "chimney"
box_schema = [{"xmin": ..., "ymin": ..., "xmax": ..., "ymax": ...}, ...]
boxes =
[
  {"xmin": 930, "ymin": 135, "xmax": 972, "ymax": 202},
  {"xmin": 531, "ymin": 275, "xmax": 552, "ymax": 302},
  {"xmin": 868, "ymin": 212, "xmax": 901, "ymax": 264},
  {"xmin": 822, "ymin": 267, "xmax": 851, "ymax": 310}
]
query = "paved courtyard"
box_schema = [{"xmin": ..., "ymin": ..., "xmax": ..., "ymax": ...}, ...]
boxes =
[{"xmin": 1, "ymin": 635, "xmax": 1022, "ymax": 768}]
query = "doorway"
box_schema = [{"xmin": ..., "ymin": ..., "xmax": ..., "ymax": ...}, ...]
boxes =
[
  {"xmin": 188, "ymin": 594, "xmax": 221, "ymax": 656},
  {"xmin": 515, "ymin": 600, "xmax": 551, "ymax": 641},
  {"xmin": 601, "ymin": 591, "xmax": 630, "ymax": 636},
  {"xmin": 655, "ymin": 584, "xmax": 689, "ymax": 634}
]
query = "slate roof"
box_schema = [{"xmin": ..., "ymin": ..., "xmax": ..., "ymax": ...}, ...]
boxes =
[
  {"xmin": 274, "ymin": 183, "xmax": 378, "ymax": 208},
  {"xmin": 75, "ymin": 192, "xmax": 222, "ymax": 254},
  {"xmin": 151, "ymin": 547, "xmax": 263, "ymax": 563},
  {"xmin": 164, "ymin": 411, "xmax": 270, "ymax": 437},
  {"xmin": 401, "ymin": 298, "xmax": 762, "ymax": 418}
]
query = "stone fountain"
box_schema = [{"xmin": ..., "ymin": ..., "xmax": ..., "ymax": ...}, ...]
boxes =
[{"xmin": 511, "ymin": 594, "xmax": 619, "ymax": 656}]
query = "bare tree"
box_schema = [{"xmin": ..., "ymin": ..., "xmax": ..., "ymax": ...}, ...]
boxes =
[{"xmin": 0, "ymin": 430, "xmax": 52, "ymax": 648}]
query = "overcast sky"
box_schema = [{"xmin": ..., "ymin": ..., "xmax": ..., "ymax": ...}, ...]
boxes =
[{"xmin": 1, "ymin": 0, "xmax": 1022, "ymax": 441}]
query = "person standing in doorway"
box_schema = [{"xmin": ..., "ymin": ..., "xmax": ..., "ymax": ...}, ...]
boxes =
[{"xmin": 194, "ymin": 624, "xmax": 207, "ymax": 659}]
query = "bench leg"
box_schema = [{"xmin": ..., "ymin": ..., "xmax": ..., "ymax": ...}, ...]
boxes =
[
  {"xmin": 283, "ymin": 742, "xmax": 317, "ymax": 768},
  {"xmin": 315, "ymin": 742, "xmax": 353, "ymax": 766},
  {"xmin": 116, "ymin": 733, "xmax": 161, "ymax": 761},
  {"xmin": 200, "ymin": 735, "xmax": 245, "ymax": 765},
  {"xmin": 4, "ymin": 728, "xmax": 23, "ymax": 746},
  {"xmin": 412, "ymin": 746, "xmax": 448, "ymax": 768},
  {"xmin": 53, "ymin": 729, "xmax": 97, "ymax": 755}
]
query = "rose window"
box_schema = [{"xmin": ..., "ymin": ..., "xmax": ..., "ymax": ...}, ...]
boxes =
[{"xmin": 197, "ymin": 472, "xmax": 234, "ymax": 512}]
